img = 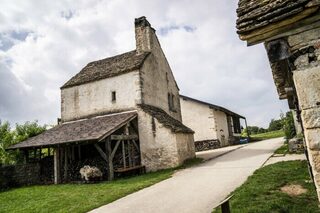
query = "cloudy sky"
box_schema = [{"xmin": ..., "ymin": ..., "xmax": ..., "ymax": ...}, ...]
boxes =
[{"xmin": 0, "ymin": 0, "xmax": 288, "ymax": 128}]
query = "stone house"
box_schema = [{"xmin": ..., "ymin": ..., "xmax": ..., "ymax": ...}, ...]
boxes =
[
  {"xmin": 8, "ymin": 17, "xmax": 195, "ymax": 184},
  {"xmin": 236, "ymin": 0, "xmax": 320, "ymax": 200},
  {"xmin": 180, "ymin": 95, "xmax": 247, "ymax": 151}
]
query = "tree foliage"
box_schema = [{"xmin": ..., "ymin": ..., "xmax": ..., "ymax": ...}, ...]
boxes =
[
  {"xmin": 0, "ymin": 120, "xmax": 47, "ymax": 165},
  {"xmin": 281, "ymin": 111, "xmax": 296, "ymax": 140},
  {"xmin": 241, "ymin": 111, "xmax": 297, "ymax": 140},
  {"xmin": 268, "ymin": 118, "xmax": 283, "ymax": 131}
]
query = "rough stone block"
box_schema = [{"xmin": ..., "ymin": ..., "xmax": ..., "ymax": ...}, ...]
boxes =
[
  {"xmin": 288, "ymin": 27, "xmax": 320, "ymax": 49},
  {"xmin": 310, "ymin": 150, "xmax": 320, "ymax": 173},
  {"xmin": 301, "ymin": 107, "xmax": 320, "ymax": 129},
  {"xmin": 305, "ymin": 128, "xmax": 320, "ymax": 151},
  {"xmin": 293, "ymin": 66, "xmax": 320, "ymax": 110},
  {"xmin": 288, "ymin": 138, "xmax": 304, "ymax": 152}
]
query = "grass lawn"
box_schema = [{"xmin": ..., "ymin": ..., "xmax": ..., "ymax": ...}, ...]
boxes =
[
  {"xmin": 0, "ymin": 157, "xmax": 203, "ymax": 213},
  {"xmin": 274, "ymin": 143, "xmax": 289, "ymax": 155},
  {"xmin": 250, "ymin": 130, "xmax": 285, "ymax": 142},
  {"xmin": 213, "ymin": 160, "xmax": 319, "ymax": 213},
  {"xmin": 0, "ymin": 169, "xmax": 173, "ymax": 213}
]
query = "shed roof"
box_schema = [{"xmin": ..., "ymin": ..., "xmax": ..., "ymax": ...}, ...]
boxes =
[
  {"xmin": 61, "ymin": 50, "xmax": 150, "ymax": 89},
  {"xmin": 236, "ymin": 0, "xmax": 319, "ymax": 44},
  {"xmin": 237, "ymin": 0, "xmax": 310, "ymax": 34},
  {"xmin": 8, "ymin": 111, "xmax": 137, "ymax": 149},
  {"xmin": 180, "ymin": 95, "xmax": 245, "ymax": 119},
  {"xmin": 138, "ymin": 104, "xmax": 194, "ymax": 134}
]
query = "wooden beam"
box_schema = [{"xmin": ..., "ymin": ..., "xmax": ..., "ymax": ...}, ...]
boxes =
[
  {"xmin": 111, "ymin": 140, "xmax": 121, "ymax": 158},
  {"xmin": 111, "ymin": 134, "xmax": 138, "ymax": 140},
  {"xmin": 54, "ymin": 147, "xmax": 61, "ymax": 184},
  {"xmin": 94, "ymin": 143, "xmax": 108, "ymax": 162},
  {"xmin": 131, "ymin": 140, "xmax": 139, "ymax": 153}
]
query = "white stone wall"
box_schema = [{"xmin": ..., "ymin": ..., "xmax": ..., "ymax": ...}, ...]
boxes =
[
  {"xmin": 180, "ymin": 97, "xmax": 217, "ymax": 141},
  {"xmin": 175, "ymin": 133, "xmax": 196, "ymax": 164},
  {"xmin": 214, "ymin": 110, "xmax": 230, "ymax": 147},
  {"xmin": 137, "ymin": 109, "xmax": 194, "ymax": 171},
  {"xmin": 139, "ymin": 28, "xmax": 182, "ymax": 121},
  {"xmin": 61, "ymin": 71, "xmax": 140, "ymax": 122}
]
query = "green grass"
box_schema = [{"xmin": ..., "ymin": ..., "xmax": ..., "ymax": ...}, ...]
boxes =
[
  {"xmin": 250, "ymin": 130, "xmax": 285, "ymax": 142},
  {"xmin": 213, "ymin": 160, "xmax": 319, "ymax": 213},
  {"xmin": 274, "ymin": 143, "xmax": 289, "ymax": 155},
  {"xmin": 0, "ymin": 170, "xmax": 174, "ymax": 213},
  {"xmin": 0, "ymin": 158, "xmax": 204, "ymax": 213}
]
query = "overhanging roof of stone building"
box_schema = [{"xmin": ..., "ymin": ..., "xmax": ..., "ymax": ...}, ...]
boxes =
[
  {"xmin": 61, "ymin": 50, "xmax": 150, "ymax": 89},
  {"xmin": 236, "ymin": 0, "xmax": 320, "ymax": 45},
  {"xmin": 180, "ymin": 95, "xmax": 245, "ymax": 119},
  {"xmin": 8, "ymin": 111, "xmax": 137, "ymax": 150},
  {"xmin": 138, "ymin": 104, "xmax": 194, "ymax": 134}
]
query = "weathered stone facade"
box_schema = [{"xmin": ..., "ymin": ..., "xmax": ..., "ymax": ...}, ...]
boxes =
[
  {"xmin": 138, "ymin": 109, "xmax": 194, "ymax": 171},
  {"xmin": 61, "ymin": 71, "xmax": 140, "ymax": 122},
  {"xmin": 59, "ymin": 17, "xmax": 195, "ymax": 171},
  {"xmin": 180, "ymin": 95, "xmax": 245, "ymax": 149},
  {"xmin": 236, "ymin": 0, "xmax": 320, "ymax": 201}
]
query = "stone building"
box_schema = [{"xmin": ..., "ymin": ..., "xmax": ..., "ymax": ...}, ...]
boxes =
[
  {"xmin": 180, "ymin": 95, "xmax": 247, "ymax": 151},
  {"xmin": 236, "ymin": 0, "xmax": 320, "ymax": 200},
  {"xmin": 8, "ymin": 17, "xmax": 195, "ymax": 184}
]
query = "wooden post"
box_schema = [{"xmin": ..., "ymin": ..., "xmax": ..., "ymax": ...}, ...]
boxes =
[
  {"xmin": 54, "ymin": 147, "xmax": 61, "ymax": 184},
  {"xmin": 122, "ymin": 140, "xmax": 126, "ymax": 168},
  {"xmin": 78, "ymin": 145, "xmax": 81, "ymax": 160},
  {"xmin": 106, "ymin": 138, "xmax": 114, "ymax": 181},
  {"xmin": 64, "ymin": 147, "xmax": 68, "ymax": 182},
  {"xmin": 128, "ymin": 141, "xmax": 132, "ymax": 167},
  {"xmin": 23, "ymin": 150, "xmax": 28, "ymax": 164},
  {"xmin": 71, "ymin": 146, "xmax": 75, "ymax": 161},
  {"xmin": 221, "ymin": 200, "xmax": 231, "ymax": 213},
  {"xmin": 244, "ymin": 118, "xmax": 250, "ymax": 140}
]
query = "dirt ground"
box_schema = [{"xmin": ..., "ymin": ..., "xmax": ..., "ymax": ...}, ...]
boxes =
[{"xmin": 281, "ymin": 184, "xmax": 307, "ymax": 196}]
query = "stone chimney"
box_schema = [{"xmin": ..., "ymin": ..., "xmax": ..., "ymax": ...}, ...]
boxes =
[{"xmin": 135, "ymin": 16, "xmax": 155, "ymax": 54}]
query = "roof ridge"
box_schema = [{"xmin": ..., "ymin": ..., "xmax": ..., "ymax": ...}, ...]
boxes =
[{"xmin": 61, "ymin": 50, "xmax": 151, "ymax": 89}]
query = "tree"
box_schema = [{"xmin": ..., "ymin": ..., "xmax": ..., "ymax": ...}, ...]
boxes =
[
  {"xmin": 0, "ymin": 121, "xmax": 16, "ymax": 165},
  {"xmin": 281, "ymin": 111, "xmax": 296, "ymax": 140},
  {"xmin": 268, "ymin": 119, "xmax": 283, "ymax": 131},
  {"xmin": 15, "ymin": 121, "xmax": 47, "ymax": 143},
  {"xmin": 0, "ymin": 120, "xmax": 47, "ymax": 165}
]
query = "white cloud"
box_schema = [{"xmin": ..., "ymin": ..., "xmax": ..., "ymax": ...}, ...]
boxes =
[{"xmin": 0, "ymin": 0, "xmax": 288, "ymax": 127}]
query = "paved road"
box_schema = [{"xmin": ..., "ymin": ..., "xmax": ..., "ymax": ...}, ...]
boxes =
[{"xmin": 90, "ymin": 138, "xmax": 283, "ymax": 213}]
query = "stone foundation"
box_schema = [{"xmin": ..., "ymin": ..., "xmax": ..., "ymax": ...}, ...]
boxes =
[{"xmin": 194, "ymin": 140, "xmax": 221, "ymax": 152}]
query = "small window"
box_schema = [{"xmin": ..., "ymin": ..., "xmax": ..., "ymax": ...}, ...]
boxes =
[
  {"xmin": 171, "ymin": 94, "xmax": 175, "ymax": 110},
  {"xmin": 111, "ymin": 91, "xmax": 116, "ymax": 102},
  {"xmin": 168, "ymin": 93, "xmax": 176, "ymax": 111}
]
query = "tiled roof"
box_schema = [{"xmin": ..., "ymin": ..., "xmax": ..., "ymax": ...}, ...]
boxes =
[
  {"xmin": 8, "ymin": 111, "xmax": 137, "ymax": 149},
  {"xmin": 138, "ymin": 104, "xmax": 194, "ymax": 134},
  {"xmin": 61, "ymin": 50, "xmax": 150, "ymax": 89},
  {"xmin": 180, "ymin": 95, "xmax": 245, "ymax": 119},
  {"xmin": 236, "ymin": 0, "xmax": 314, "ymax": 35}
]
